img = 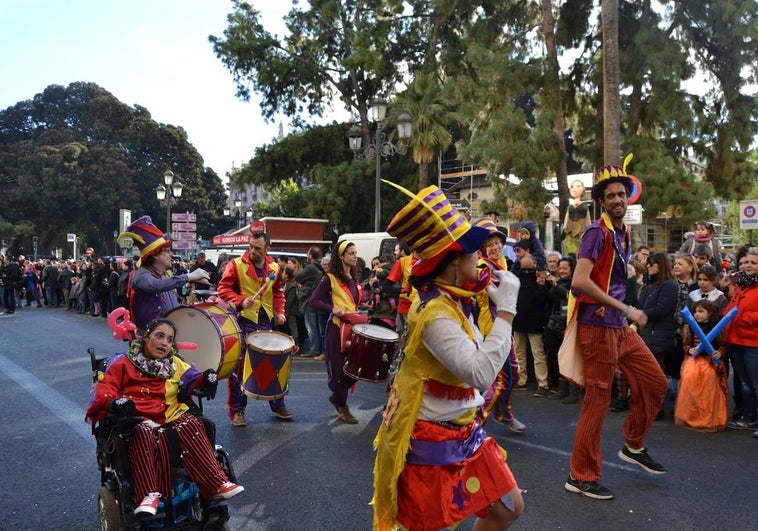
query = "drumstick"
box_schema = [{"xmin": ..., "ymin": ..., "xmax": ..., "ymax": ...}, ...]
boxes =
[
  {"xmin": 248, "ymin": 272, "xmax": 277, "ymax": 303},
  {"xmin": 176, "ymin": 342, "xmax": 198, "ymax": 351}
]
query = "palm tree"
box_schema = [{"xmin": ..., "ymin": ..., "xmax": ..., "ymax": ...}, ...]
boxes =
[
  {"xmin": 602, "ymin": 0, "xmax": 621, "ymax": 165},
  {"xmin": 394, "ymin": 73, "xmax": 463, "ymax": 190}
]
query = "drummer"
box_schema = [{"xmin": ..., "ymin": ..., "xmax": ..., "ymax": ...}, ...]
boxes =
[
  {"xmin": 216, "ymin": 231, "xmax": 294, "ymax": 426},
  {"xmin": 118, "ymin": 215, "xmax": 210, "ymax": 332},
  {"xmin": 308, "ymin": 240, "xmax": 366, "ymax": 424}
]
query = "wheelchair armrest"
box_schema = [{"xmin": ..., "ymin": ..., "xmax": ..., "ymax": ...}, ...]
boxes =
[
  {"xmin": 100, "ymin": 414, "xmax": 144, "ymax": 432},
  {"xmin": 116, "ymin": 416, "xmax": 145, "ymax": 431}
]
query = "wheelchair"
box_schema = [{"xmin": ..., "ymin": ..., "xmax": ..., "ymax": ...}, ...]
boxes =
[{"xmin": 88, "ymin": 348, "xmax": 237, "ymax": 531}]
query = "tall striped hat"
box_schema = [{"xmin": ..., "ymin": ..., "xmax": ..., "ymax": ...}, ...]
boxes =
[
  {"xmin": 117, "ymin": 215, "xmax": 170, "ymax": 265},
  {"xmin": 384, "ymin": 182, "xmax": 490, "ymax": 261}
]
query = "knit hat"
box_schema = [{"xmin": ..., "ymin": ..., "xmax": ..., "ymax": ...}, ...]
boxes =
[
  {"xmin": 117, "ymin": 215, "xmax": 170, "ymax": 265},
  {"xmin": 591, "ymin": 153, "xmax": 638, "ymax": 203},
  {"xmin": 473, "ymin": 218, "xmax": 507, "ymax": 248},
  {"xmin": 384, "ymin": 182, "xmax": 490, "ymax": 276}
]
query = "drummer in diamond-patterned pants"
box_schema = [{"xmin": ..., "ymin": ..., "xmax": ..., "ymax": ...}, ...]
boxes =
[{"xmin": 216, "ymin": 232, "xmax": 294, "ymax": 426}]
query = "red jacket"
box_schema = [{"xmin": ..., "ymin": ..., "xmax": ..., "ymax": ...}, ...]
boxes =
[{"xmin": 723, "ymin": 283, "xmax": 758, "ymax": 347}]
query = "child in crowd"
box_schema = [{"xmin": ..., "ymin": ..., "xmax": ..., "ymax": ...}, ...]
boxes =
[
  {"xmin": 70, "ymin": 276, "xmax": 86, "ymax": 314},
  {"xmin": 678, "ymin": 221, "xmax": 723, "ymax": 272},
  {"xmin": 674, "ymin": 299, "xmax": 727, "ymax": 432},
  {"xmin": 688, "ymin": 264, "xmax": 728, "ymax": 315},
  {"xmin": 282, "ymin": 266, "xmax": 301, "ymax": 350}
]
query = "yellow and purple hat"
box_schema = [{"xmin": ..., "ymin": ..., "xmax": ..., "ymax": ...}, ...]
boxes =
[
  {"xmin": 117, "ymin": 215, "xmax": 170, "ymax": 265},
  {"xmin": 384, "ymin": 182, "xmax": 490, "ymax": 275},
  {"xmin": 591, "ymin": 153, "xmax": 638, "ymax": 202},
  {"xmin": 473, "ymin": 218, "xmax": 507, "ymax": 248}
]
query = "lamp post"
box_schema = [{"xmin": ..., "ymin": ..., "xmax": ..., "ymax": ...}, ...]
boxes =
[
  {"xmin": 223, "ymin": 194, "xmax": 245, "ymax": 230},
  {"xmin": 348, "ymin": 98, "xmax": 412, "ymax": 232},
  {"xmin": 155, "ymin": 170, "xmax": 183, "ymax": 236}
]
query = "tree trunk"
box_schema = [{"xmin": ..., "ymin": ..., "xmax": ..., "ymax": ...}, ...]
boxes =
[
  {"xmin": 418, "ymin": 162, "xmax": 429, "ymax": 190},
  {"xmin": 602, "ymin": 0, "xmax": 621, "ymax": 165},
  {"xmin": 540, "ymin": 0, "xmax": 569, "ymax": 214}
]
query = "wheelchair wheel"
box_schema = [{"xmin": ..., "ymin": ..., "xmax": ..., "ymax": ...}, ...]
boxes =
[
  {"xmin": 97, "ymin": 485, "xmax": 120, "ymax": 531},
  {"xmin": 215, "ymin": 448, "xmax": 236, "ymax": 483}
]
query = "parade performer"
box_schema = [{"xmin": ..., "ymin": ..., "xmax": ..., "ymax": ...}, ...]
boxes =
[
  {"xmin": 372, "ymin": 184, "xmax": 523, "ymax": 531},
  {"xmin": 118, "ymin": 215, "xmax": 209, "ymax": 331},
  {"xmin": 216, "ymin": 231, "xmax": 293, "ymax": 426},
  {"xmin": 308, "ymin": 240, "xmax": 365, "ymax": 424},
  {"xmin": 560, "ymin": 156, "xmax": 668, "ymax": 500},
  {"xmin": 473, "ymin": 218, "xmax": 526, "ymax": 433},
  {"xmin": 85, "ymin": 318, "xmax": 242, "ymax": 515}
]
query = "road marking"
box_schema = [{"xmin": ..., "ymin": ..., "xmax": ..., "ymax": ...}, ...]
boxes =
[
  {"xmin": 0, "ymin": 352, "xmax": 94, "ymax": 444},
  {"xmin": 495, "ymin": 435, "xmax": 637, "ymax": 472}
]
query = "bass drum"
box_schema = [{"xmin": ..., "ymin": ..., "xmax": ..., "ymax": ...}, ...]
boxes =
[{"xmin": 166, "ymin": 302, "xmax": 242, "ymax": 379}]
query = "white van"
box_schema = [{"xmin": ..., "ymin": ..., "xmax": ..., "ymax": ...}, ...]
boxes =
[{"xmin": 337, "ymin": 232, "xmax": 398, "ymax": 262}]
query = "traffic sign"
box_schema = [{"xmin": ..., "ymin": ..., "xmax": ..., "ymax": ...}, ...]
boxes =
[
  {"xmin": 171, "ymin": 231, "xmax": 197, "ymax": 241},
  {"xmin": 67, "ymin": 233, "xmax": 76, "ymax": 242},
  {"xmin": 172, "ymin": 222, "xmax": 196, "ymax": 232},
  {"xmin": 624, "ymin": 204, "xmax": 643, "ymax": 225},
  {"xmin": 739, "ymin": 200, "xmax": 758, "ymax": 230},
  {"xmin": 171, "ymin": 213, "xmax": 196, "ymax": 222},
  {"xmin": 171, "ymin": 241, "xmax": 197, "ymax": 250}
]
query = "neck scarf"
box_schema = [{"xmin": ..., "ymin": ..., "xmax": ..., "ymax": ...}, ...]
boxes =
[
  {"xmin": 126, "ymin": 339, "xmax": 175, "ymax": 379},
  {"xmin": 433, "ymin": 266, "xmax": 491, "ymax": 302},
  {"xmin": 694, "ymin": 233, "xmax": 712, "ymax": 243},
  {"xmin": 735, "ymin": 271, "xmax": 758, "ymax": 289}
]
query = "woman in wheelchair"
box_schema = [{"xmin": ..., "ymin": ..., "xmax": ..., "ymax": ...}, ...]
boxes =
[{"xmin": 86, "ymin": 318, "xmax": 244, "ymax": 516}]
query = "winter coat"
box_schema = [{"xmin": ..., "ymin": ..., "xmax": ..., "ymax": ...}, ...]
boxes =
[{"xmin": 638, "ymin": 277, "xmax": 678, "ymax": 355}]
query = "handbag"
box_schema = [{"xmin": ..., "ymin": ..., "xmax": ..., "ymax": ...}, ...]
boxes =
[
  {"xmin": 545, "ymin": 312, "xmax": 567, "ymax": 333},
  {"xmin": 558, "ymin": 318, "xmax": 584, "ymax": 386}
]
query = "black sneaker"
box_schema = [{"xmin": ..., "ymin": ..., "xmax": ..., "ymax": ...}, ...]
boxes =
[
  {"xmin": 618, "ymin": 446, "xmax": 667, "ymax": 475},
  {"xmin": 564, "ymin": 474, "xmax": 614, "ymax": 500}
]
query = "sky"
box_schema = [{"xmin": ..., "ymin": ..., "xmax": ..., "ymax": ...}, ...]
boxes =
[{"xmin": 0, "ymin": 0, "xmax": 299, "ymax": 181}]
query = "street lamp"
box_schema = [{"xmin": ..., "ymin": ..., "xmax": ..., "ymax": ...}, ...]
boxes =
[
  {"xmin": 224, "ymin": 194, "xmax": 245, "ymax": 229},
  {"xmin": 348, "ymin": 98, "xmax": 412, "ymax": 232},
  {"xmin": 156, "ymin": 170, "xmax": 183, "ymax": 236}
]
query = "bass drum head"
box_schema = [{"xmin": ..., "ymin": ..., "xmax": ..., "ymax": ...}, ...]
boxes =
[{"xmin": 166, "ymin": 304, "xmax": 242, "ymax": 379}]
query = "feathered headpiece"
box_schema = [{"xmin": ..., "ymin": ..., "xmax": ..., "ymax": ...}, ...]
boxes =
[{"xmin": 591, "ymin": 153, "xmax": 638, "ymax": 202}]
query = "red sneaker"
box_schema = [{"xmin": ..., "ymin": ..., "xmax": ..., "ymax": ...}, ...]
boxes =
[
  {"xmin": 135, "ymin": 492, "xmax": 161, "ymax": 515},
  {"xmin": 213, "ymin": 482, "xmax": 244, "ymax": 500}
]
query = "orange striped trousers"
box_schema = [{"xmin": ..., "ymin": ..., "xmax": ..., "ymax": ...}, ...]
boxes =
[{"xmin": 569, "ymin": 324, "xmax": 668, "ymax": 482}]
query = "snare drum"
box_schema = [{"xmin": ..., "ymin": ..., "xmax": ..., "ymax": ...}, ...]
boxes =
[
  {"xmin": 343, "ymin": 323, "xmax": 399, "ymax": 382},
  {"xmin": 166, "ymin": 302, "xmax": 242, "ymax": 379},
  {"xmin": 242, "ymin": 331, "xmax": 295, "ymax": 400}
]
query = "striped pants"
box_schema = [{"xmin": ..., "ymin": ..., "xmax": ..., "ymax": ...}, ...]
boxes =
[
  {"xmin": 569, "ymin": 325, "xmax": 667, "ymax": 482},
  {"xmin": 479, "ymin": 344, "xmax": 519, "ymax": 424},
  {"xmin": 128, "ymin": 414, "xmax": 228, "ymax": 501}
]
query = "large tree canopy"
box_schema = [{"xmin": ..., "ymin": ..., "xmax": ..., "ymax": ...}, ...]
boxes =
[
  {"xmin": 213, "ymin": 0, "xmax": 757, "ymax": 229},
  {"xmin": 0, "ymin": 82, "xmax": 228, "ymax": 257}
]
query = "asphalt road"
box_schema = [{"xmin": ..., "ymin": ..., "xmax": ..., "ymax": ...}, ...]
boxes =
[{"xmin": 0, "ymin": 305, "xmax": 755, "ymax": 530}]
